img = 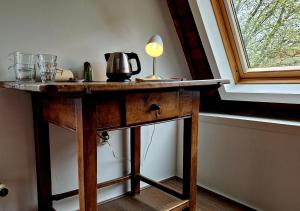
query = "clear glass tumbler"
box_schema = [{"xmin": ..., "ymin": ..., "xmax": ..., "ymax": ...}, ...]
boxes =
[
  {"xmin": 36, "ymin": 54, "xmax": 57, "ymax": 83},
  {"xmin": 8, "ymin": 52, "xmax": 35, "ymax": 82}
]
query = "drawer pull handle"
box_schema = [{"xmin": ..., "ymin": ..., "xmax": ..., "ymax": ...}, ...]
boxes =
[
  {"xmin": 150, "ymin": 104, "xmax": 161, "ymax": 117},
  {"xmin": 150, "ymin": 104, "xmax": 160, "ymax": 111}
]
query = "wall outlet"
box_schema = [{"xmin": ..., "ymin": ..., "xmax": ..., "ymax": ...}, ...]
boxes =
[{"xmin": 97, "ymin": 131, "xmax": 109, "ymax": 146}]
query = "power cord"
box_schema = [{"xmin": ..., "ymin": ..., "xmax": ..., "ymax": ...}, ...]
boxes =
[
  {"xmin": 143, "ymin": 124, "xmax": 156, "ymax": 162},
  {"xmin": 97, "ymin": 125, "xmax": 156, "ymax": 164},
  {"xmin": 96, "ymin": 131, "xmax": 130, "ymax": 162}
]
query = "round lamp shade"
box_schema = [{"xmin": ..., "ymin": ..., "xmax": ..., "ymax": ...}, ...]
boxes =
[{"xmin": 145, "ymin": 35, "xmax": 163, "ymax": 57}]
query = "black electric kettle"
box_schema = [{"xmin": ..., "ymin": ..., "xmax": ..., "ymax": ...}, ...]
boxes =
[{"xmin": 105, "ymin": 52, "xmax": 141, "ymax": 82}]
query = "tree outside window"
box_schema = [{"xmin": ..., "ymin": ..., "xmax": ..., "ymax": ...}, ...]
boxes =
[{"xmin": 231, "ymin": 0, "xmax": 300, "ymax": 69}]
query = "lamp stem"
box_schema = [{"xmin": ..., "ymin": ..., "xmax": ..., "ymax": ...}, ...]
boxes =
[
  {"xmin": 145, "ymin": 56, "xmax": 162, "ymax": 80},
  {"xmin": 153, "ymin": 57, "xmax": 156, "ymax": 76}
]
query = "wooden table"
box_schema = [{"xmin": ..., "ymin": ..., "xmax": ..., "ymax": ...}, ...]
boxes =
[{"xmin": 1, "ymin": 80, "xmax": 228, "ymax": 211}]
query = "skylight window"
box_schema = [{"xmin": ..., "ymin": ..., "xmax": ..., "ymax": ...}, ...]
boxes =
[
  {"xmin": 230, "ymin": 0, "xmax": 300, "ymax": 70},
  {"xmin": 211, "ymin": 0, "xmax": 300, "ymax": 83}
]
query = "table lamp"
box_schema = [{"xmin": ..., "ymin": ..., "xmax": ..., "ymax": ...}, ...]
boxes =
[{"xmin": 145, "ymin": 35, "xmax": 163, "ymax": 80}]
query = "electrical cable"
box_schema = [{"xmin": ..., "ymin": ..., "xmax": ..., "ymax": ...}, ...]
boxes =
[
  {"xmin": 143, "ymin": 124, "xmax": 156, "ymax": 161},
  {"xmin": 106, "ymin": 139, "xmax": 131, "ymax": 162},
  {"xmin": 96, "ymin": 125, "xmax": 156, "ymax": 164},
  {"xmin": 97, "ymin": 131, "xmax": 130, "ymax": 162}
]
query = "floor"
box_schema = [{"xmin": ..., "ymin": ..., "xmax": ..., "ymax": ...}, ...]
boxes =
[{"xmin": 98, "ymin": 178, "xmax": 255, "ymax": 211}]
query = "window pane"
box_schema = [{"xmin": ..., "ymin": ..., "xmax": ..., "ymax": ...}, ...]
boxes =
[{"xmin": 231, "ymin": 0, "xmax": 300, "ymax": 69}]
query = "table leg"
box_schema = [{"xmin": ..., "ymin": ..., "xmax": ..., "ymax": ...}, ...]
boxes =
[
  {"xmin": 32, "ymin": 96, "xmax": 53, "ymax": 210},
  {"xmin": 183, "ymin": 92, "xmax": 200, "ymax": 211},
  {"xmin": 130, "ymin": 127, "xmax": 141, "ymax": 195},
  {"xmin": 76, "ymin": 98, "xmax": 97, "ymax": 211}
]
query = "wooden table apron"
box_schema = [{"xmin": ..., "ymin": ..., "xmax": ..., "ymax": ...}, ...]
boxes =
[{"xmin": 1, "ymin": 80, "xmax": 228, "ymax": 211}]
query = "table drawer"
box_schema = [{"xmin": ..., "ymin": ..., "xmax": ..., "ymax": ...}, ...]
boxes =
[{"xmin": 125, "ymin": 91, "xmax": 179, "ymax": 125}]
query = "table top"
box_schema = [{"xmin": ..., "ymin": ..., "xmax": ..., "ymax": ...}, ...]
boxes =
[{"xmin": 0, "ymin": 79, "xmax": 229, "ymax": 93}]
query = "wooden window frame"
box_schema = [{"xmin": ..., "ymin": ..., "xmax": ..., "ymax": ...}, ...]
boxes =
[{"xmin": 211, "ymin": 0, "xmax": 300, "ymax": 84}]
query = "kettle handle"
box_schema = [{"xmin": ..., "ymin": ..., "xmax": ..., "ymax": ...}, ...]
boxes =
[
  {"xmin": 126, "ymin": 52, "xmax": 141, "ymax": 75},
  {"xmin": 104, "ymin": 53, "xmax": 111, "ymax": 61}
]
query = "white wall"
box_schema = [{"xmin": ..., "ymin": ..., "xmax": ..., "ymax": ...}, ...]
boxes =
[
  {"xmin": 177, "ymin": 114, "xmax": 300, "ymax": 211},
  {"xmin": 0, "ymin": 0, "xmax": 190, "ymax": 210}
]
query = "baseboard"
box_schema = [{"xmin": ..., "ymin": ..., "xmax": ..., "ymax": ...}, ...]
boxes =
[
  {"xmin": 174, "ymin": 176, "xmax": 258, "ymax": 211},
  {"xmin": 197, "ymin": 183, "xmax": 258, "ymax": 210}
]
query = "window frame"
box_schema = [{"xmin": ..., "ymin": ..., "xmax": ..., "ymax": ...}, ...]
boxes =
[{"xmin": 211, "ymin": 0, "xmax": 300, "ymax": 84}]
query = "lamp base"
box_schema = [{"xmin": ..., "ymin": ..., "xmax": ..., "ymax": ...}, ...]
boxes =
[{"xmin": 144, "ymin": 74, "xmax": 163, "ymax": 80}]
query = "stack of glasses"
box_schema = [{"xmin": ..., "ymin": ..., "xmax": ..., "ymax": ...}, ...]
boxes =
[{"xmin": 9, "ymin": 52, "xmax": 57, "ymax": 83}]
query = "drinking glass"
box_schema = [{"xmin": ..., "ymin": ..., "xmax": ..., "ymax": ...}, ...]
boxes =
[
  {"xmin": 36, "ymin": 54, "xmax": 57, "ymax": 83},
  {"xmin": 8, "ymin": 52, "xmax": 35, "ymax": 82}
]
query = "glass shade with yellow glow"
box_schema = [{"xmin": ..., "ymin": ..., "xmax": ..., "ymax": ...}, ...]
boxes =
[{"xmin": 145, "ymin": 35, "xmax": 163, "ymax": 80}]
